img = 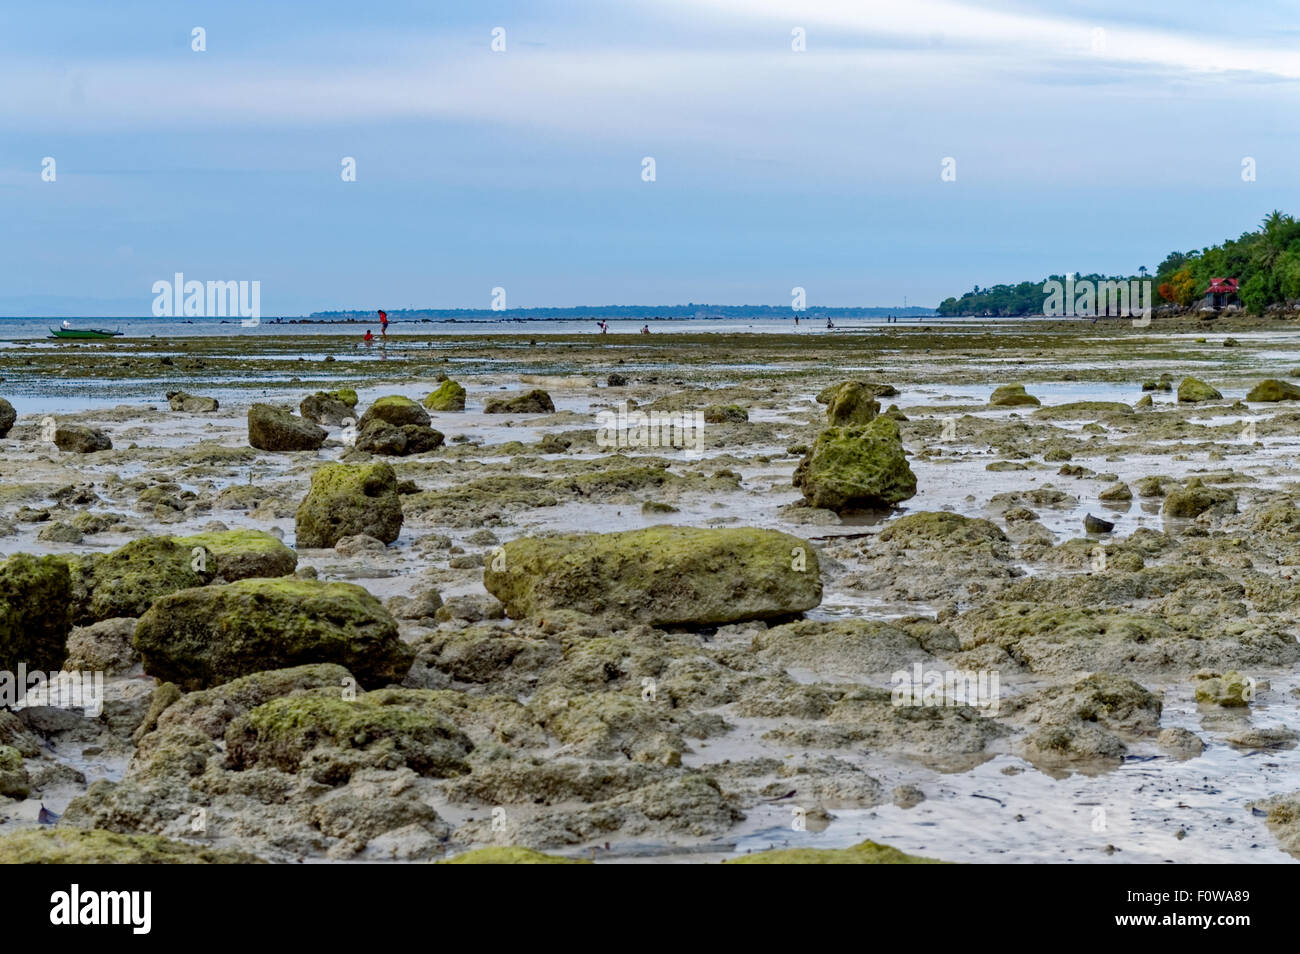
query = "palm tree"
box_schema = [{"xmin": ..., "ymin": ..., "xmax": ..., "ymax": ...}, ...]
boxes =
[{"xmin": 1254, "ymin": 210, "xmax": 1293, "ymax": 271}]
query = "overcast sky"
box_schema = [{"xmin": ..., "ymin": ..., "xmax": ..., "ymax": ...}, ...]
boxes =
[{"xmin": 4, "ymin": 0, "xmax": 1300, "ymax": 315}]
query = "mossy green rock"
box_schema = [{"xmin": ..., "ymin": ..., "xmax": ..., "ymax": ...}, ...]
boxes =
[
  {"xmin": 1194, "ymin": 671, "xmax": 1251, "ymax": 707},
  {"xmin": 300, "ymin": 391, "xmax": 355, "ymax": 426},
  {"xmin": 793, "ymin": 416, "xmax": 917, "ymax": 512},
  {"xmin": 1162, "ymin": 479, "xmax": 1237, "ymax": 519},
  {"xmin": 225, "ymin": 689, "xmax": 471, "ymax": 784},
  {"xmin": 0, "ymin": 744, "xmax": 29, "ymax": 798},
  {"xmin": 726, "ymin": 839, "xmax": 944, "ymax": 864},
  {"xmin": 0, "ymin": 828, "xmax": 263, "ymax": 864},
  {"xmin": 989, "ymin": 384, "xmax": 1040, "ymax": 407},
  {"xmin": 1177, "ymin": 377, "xmax": 1223, "ymax": 403},
  {"xmin": 442, "ymin": 846, "xmax": 589, "ymax": 864},
  {"xmin": 83, "ymin": 537, "xmax": 204, "ymax": 622},
  {"xmin": 330, "ymin": 388, "xmax": 358, "ymax": 408},
  {"xmin": 703, "ymin": 404, "xmax": 749, "ymax": 424},
  {"xmin": 484, "ymin": 525, "xmax": 822, "ymax": 626},
  {"xmin": 0, "ymin": 398, "xmax": 14, "ymax": 438},
  {"xmin": 879, "ymin": 512, "xmax": 1006, "ymax": 546},
  {"xmin": 359, "ymin": 395, "xmax": 430, "ymax": 429},
  {"xmin": 176, "ymin": 529, "xmax": 297, "ymax": 581},
  {"xmin": 816, "ymin": 381, "xmax": 898, "ymax": 405},
  {"xmin": 1247, "ymin": 379, "xmax": 1300, "ymax": 402},
  {"xmin": 134, "ymin": 577, "xmax": 413, "ymax": 690},
  {"xmin": 0, "ymin": 553, "xmax": 72, "ymax": 671},
  {"xmin": 825, "ymin": 381, "xmax": 880, "ymax": 426},
  {"xmin": 295, "ymin": 462, "xmax": 403, "ymax": 548},
  {"xmin": 422, "ymin": 379, "xmax": 467, "ymax": 411}
]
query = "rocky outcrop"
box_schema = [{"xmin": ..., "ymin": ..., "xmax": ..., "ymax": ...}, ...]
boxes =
[
  {"xmin": 793, "ymin": 416, "xmax": 917, "ymax": 512},
  {"xmin": 133, "ymin": 578, "xmax": 413, "ymax": 690},
  {"xmin": 247, "ymin": 404, "xmax": 326, "ymax": 451},
  {"xmin": 295, "ymin": 462, "xmax": 403, "ymax": 548},
  {"xmin": 483, "ymin": 525, "xmax": 821, "ymax": 626}
]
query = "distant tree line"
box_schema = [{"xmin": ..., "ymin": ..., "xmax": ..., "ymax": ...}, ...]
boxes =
[{"xmin": 937, "ymin": 211, "xmax": 1300, "ymax": 316}]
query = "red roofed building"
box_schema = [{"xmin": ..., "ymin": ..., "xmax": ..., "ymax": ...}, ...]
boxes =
[{"xmin": 1206, "ymin": 277, "xmax": 1239, "ymax": 307}]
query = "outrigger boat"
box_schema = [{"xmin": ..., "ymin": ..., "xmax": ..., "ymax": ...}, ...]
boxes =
[{"xmin": 49, "ymin": 327, "xmax": 123, "ymax": 339}]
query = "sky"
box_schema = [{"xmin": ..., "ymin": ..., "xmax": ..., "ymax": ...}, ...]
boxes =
[{"xmin": 4, "ymin": 0, "xmax": 1300, "ymax": 315}]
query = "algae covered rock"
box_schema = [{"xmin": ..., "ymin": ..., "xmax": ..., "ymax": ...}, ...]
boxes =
[
  {"xmin": 295, "ymin": 462, "xmax": 403, "ymax": 548},
  {"xmin": 0, "ymin": 397, "xmax": 14, "ymax": 438},
  {"xmin": 825, "ymin": 381, "xmax": 880, "ymax": 426},
  {"xmin": 248, "ymin": 403, "xmax": 326, "ymax": 451},
  {"xmin": 358, "ymin": 395, "xmax": 430, "ymax": 429},
  {"xmin": 726, "ymin": 839, "xmax": 943, "ymax": 864},
  {"xmin": 225, "ymin": 689, "xmax": 472, "ymax": 783},
  {"xmin": 134, "ymin": 577, "xmax": 414, "ymax": 690},
  {"xmin": 793, "ymin": 416, "xmax": 917, "ymax": 512},
  {"xmin": 1162, "ymin": 478, "xmax": 1237, "ymax": 519},
  {"xmin": 1194, "ymin": 671, "xmax": 1252, "ymax": 707},
  {"xmin": 1247, "ymin": 379, "xmax": 1300, "ymax": 402},
  {"xmin": 0, "ymin": 745, "xmax": 29, "ymax": 798},
  {"xmin": 177, "ymin": 529, "xmax": 297, "ymax": 581},
  {"xmin": 878, "ymin": 512, "xmax": 1006, "ymax": 547},
  {"xmin": 703, "ymin": 404, "xmax": 749, "ymax": 424},
  {"xmin": 1176, "ymin": 377, "xmax": 1223, "ymax": 403},
  {"xmin": 0, "ymin": 553, "xmax": 72, "ymax": 671},
  {"xmin": 989, "ymin": 384, "xmax": 1040, "ymax": 407},
  {"xmin": 78, "ymin": 536, "xmax": 204, "ymax": 622},
  {"xmin": 422, "ymin": 379, "xmax": 467, "ymax": 412},
  {"xmin": 441, "ymin": 846, "xmax": 588, "ymax": 864},
  {"xmin": 484, "ymin": 389, "xmax": 555, "ymax": 414},
  {"xmin": 816, "ymin": 381, "xmax": 898, "ymax": 404},
  {"xmin": 0, "ymin": 828, "xmax": 262, "ymax": 864},
  {"xmin": 54, "ymin": 424, "xmax": 111, "ymax": 453},
  {"xmin": 484, "ymin": 525, "xmax": 822, "ymax": 626}
]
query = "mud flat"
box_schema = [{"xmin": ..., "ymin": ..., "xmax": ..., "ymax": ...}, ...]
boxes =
[{"xmin": 2, "ymin": 317, "xmax": 1300, "ymax": 863}]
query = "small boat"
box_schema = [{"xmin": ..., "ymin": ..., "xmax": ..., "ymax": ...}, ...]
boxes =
[{"xmin": 49, "ymin": 327, "xmax": 123, "ymax": 339}]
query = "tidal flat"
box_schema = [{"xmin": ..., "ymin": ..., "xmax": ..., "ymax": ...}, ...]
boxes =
[{"xmin": 3, "ymin": 317, "xmax": 1300, "ymax": 864}]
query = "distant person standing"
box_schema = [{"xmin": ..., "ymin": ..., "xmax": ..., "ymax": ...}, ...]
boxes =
[
  {"xmin": 378, "ymin": 310, "xmax": 389, "ymax": 338},
  {"xmin": 641, "ymin": 324, "xmax": 651, "ymax": 335},
  {"xmin": 597, "ymin": 320, "xmax": 608, "ymax": 334},
  {"xmin": 826, "ymin": 318, "xmax": 834, "ymax": 329}
]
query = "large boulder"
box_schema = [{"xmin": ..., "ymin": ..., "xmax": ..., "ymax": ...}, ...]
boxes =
[
  {"xmin": 989, "ymin": 384, "xmax": 1040, "ymax": 407},
  {"xmin": 300, "ymin": 391, "xmax": 355, "ymax": 426},
  {"xmin": 176, "ymin": 529, "xmax": 297, "ymax": 580},
  {"xmin": 295, "ymin": 462, "xmax": 403, "ymax": 548},
  {"xmin": 793, "ymin": 416, "xmax": 917, "ymax": 512},
  {"xmin": 248, "ymin": 404, "xmax": 326, "ymax": 451},
  {"xmin": 1176, "ymin": 377, "xmax": 1222, "ymax": 403},
  {"xmin": 70, "ymin": 537, "xmax": 203, "ymax": 623},
  {"xmin": 484, "ymin": 389, "xmax": 555, "ymax": 414},
  {"xmin": 167, "ymin": 390, "xmax": 219, "ymax": 412},
  {"xmin": 1162, "ymin": 478, "xmax": 1237, "ymax": 519},
  {"xmin": 54, "ymin": 424, "xmax": 111, "ymax": 453},
  {"xmin": 0, "ymin": 398, "xmax": 15, "ymax": 438},
  {"xmin": 422, "ymin": 380, "xmax": 467, "ymax": 412},
  {"xmin": 1247, "ymin": 379, "xmax": 1300, "ymax": 402},
  {"xmin": 825, "ymin": 382, "xmax": 880, "ymax": 426},
  {"xmin": 358, "ymin": 395, "xmax": 430, "ymax": 429},
  {"xmin": 0, "ymin": 553, "xmax": 71, "ymax": 672},
  {"xmin": 133, "ymin": 577, "xmax": 414, "ymax": 690},
  {"xmin": 483, "ymin": 525, "xmax": 822, "ymax": 626}
]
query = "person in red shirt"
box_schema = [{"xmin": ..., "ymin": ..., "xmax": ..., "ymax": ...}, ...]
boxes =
[
  {"xmin": 378, "ymin": 310, "xmax": 389, "ymax": 338},
  {"xmin": 363, "ymin": 329, "xmax": 374, "ymax": 345}
]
